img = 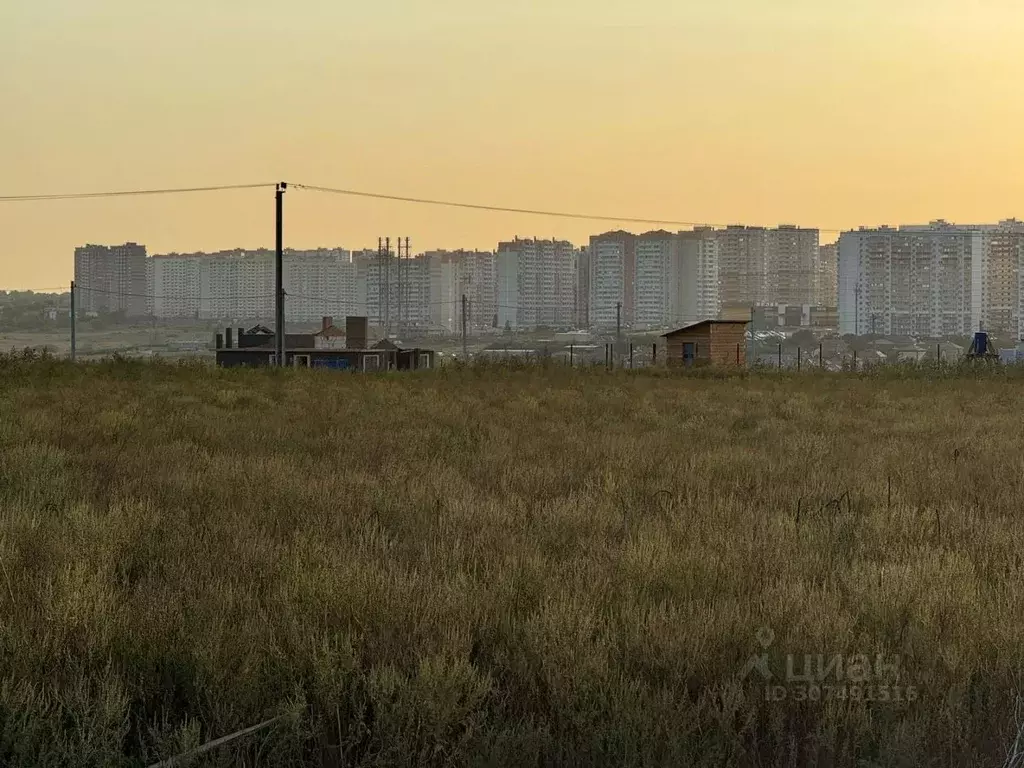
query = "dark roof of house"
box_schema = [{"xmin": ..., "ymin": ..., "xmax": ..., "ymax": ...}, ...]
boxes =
[
  {"xmin": 246, "ymin": 324, "xmax": 273, "ymax": 335},
  {"xmin": 661, "ymin": 319, "xmax": 749, "ymax": 337},
  {"xmin": 372, "ymin": 338, "xmax": 399, "ymax": 350},
  {"xmin": 315, "ymin": 325, "xmax": 346, "ymax": 337},
  {"xmin": 216, "ymin": 347, "xmax": 425, "ymax": 355}
]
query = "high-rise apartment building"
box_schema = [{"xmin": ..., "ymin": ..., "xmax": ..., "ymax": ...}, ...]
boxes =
[
  {"xmin": 633, "ymin": 231, "xmax": 680, "ymax": 328},
  {"xmin": 767, "ymin": 225, "xmax": 819, "ymax": 305},
  {"xmin": 712, "ymin": 225, "xmax": 820, "ymax": 310},
  {"xmin": 150, "ymin": 254, "xmax": 202, "ymax": 318},
  {"xmin": 838, "ymin": 222, "xmax": 977, "ymax": 337},
  {"xmin": 354, "ymin": 248, "xmax": 395, "ymax": 331},
  {"xmin": 149, "ymin": 248, "xmax": 355, "ymax": 321},
  {"xmin": 353, "ymin": 247, "xmax": 493, "ymax": 334},
  {"xmin": 588, "ymin": 231, "xmax": 636, "ymax": 329},
  {"xmin": 285, "ymin": 248, "xmax": 358, "ymax": 323},
  {"xmin": 971, "ymin": 220, "xmax": 1024, "ymax": 337},
  {"xmin": 575, "ymin": 246, "xmax": 590, "ymax": 328},
  {"xmin": 423, "ymin": 250, "xmax": 495, "ymax": 333},
  {"xmin": 816, "ymin": 243, "xmax": 839, "ymax": 308},
  {"xmin": 714, "ymin": 226, "xmax": 768, "ymax": 310},
  {"xmin": 496, "ymin": 238, "xmax": 576, "ymax": 330},
  {"xmin": 462, "ymin": 250, "xmax": 498, "ymax": 331},
  {"xmin": 425, "ymin": 250, "xmax": 462, "ymax": 333},
  {"xmin": 677, "ymin": 228, "xmax": 721, "ymax": 325},
  {"xmin": 74, "ymin": 243, "xmax": 148, "ymax": 317},
  {"xmin": 587, "ymin": 229, "xmax": 722, "ymax": 330}
]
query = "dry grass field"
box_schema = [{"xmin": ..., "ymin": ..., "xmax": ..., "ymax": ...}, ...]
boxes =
[{"xmin": 2, "ymin": 352, "xmax": 1024, "ymax": 766}]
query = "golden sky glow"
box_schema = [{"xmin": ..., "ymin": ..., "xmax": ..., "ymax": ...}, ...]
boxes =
[{"xmin": 5, "ymin": 0, "xmax": 1024, "ymax": 288}]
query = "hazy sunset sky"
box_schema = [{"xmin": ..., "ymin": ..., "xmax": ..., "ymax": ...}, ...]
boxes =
[{"xmin": 5, "ymin": 0, "xmax": 1024, "ymax": 288}]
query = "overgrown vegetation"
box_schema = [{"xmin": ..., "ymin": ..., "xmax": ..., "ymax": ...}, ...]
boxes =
[{"xmin": 1, "ymin": 352, "xmax": 1023, "ymax": 766}]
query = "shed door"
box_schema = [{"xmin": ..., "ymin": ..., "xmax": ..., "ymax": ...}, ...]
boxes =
[{"xmin": 683, "ymin": 342, "xmax": 696, "ymax": 364}]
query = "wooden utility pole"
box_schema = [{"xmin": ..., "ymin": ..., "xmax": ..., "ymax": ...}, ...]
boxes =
[
  {"xmin": 384, "ymin": 237, "xmax": 391, "ymax": 336},
  {"xmin": 396, "ymin": 236, "xmax": 402, "ymax": 335},
  {"xmin": 404, "ymin": 237, "xmax": 410, "ymax": 331},
  {"xmin": 461, "ymin": 293, "xmax": 467, "ymax": 359},
  {"xmin": 616, "ymin": 301, "xmax": 622, "ymax": 367},
  {"xmin": 275, "ymin": 183, "xmax": 286, "ymax": 367},
  {"xmin": 70, "ymin": 280, "xmax": 76, "ymax": 362}
]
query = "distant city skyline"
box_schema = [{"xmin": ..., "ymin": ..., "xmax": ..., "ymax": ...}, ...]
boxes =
[{"xmin": 69, "ymin": 225, "xmax": 841, "ymax": 332}]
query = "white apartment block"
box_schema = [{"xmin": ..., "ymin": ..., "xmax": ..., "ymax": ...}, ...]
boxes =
[
  {"xmin": 838, "ymin": 222, "xmax": 977, "ymax": 337},
  {"xmin": 74, "ymin": 243, "xmax": 148, "ymax": 317},
  {"xmin": 816, "ymin": 243, "xmax": 838, "ymax": 308},
  {"xmin": 459, "ymin": 250, "xmax": 498, "ymax": 332},
  {"xmin": 402, "ymin": 254, "xmax": 433, "ymax": 330},
  {"xmin": 497, "ymin": 238, "xmax": 576, "ymax": 330},
  {"xmin": 575, "ymin": 246, "xmax": 590, "ymax": 328},
  {"xmin": 587, "ymin": 229, "xmax": 720, "ymax": 330},
  {"xmin": 424, "ymin": 250, "xmax": 497, "ymax": 333},
  {"xmin": 354, "ymin": 249, "xmax": 395, "ymax": 330},
  {"xmin": 970, "ymin": 220, "xmax": 1024, "ymax": 338},
  {"xmin": 767, "ymin": 226, "xmax": 819, "ymax": 306},
  {"xmin": 677, "ymin": 228, "xmax": 721, "ymax": 325},
  {"xmin": 149, "ymin": 248, "xmax": 355, "ymax": 322},
  {"xmin": 150, "ymin": 255, "xmax": 202, "ymax": 318},
  {"xmin": 427, "ymin": 251, "xmax": 462, "ymax": 333},
  {"xmin": 355, "ymin": 248, "xmax": 453, "ymax": 333},
  {"xmin": 285, "ymin": 249, "xmax": 357, "ymax": 323},
  {"xmin": 633, "ymin": 231, "xmax": 678, "ymax": 329},
  {"xmin": 714, "ymin": 226, "xmax": 769, "ymax": 309},
  {"xmin": 588, "ymin": 232, "xmax": 635, "ymax": 329}
]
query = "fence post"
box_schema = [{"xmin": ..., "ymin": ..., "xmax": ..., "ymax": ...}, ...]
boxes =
[
  {"xmin": 797, "ymin": 347, "xmax": 801, "ymax": 372},
  {"xmin": 570, "ymin": 343, "xmax": 574, "ymax": 366},
  {"xmin": 778, "ymin": 342, "xmax": 782, "ymax": 369},
  {"xmin": 819, "ymin": 342, "xmax": 823, "ymax": 368},
  {"xmin": 937, "ymin": 343, "xmax": 941, "ymax": 366},
  {"xmin": 853, "ymin": 350, "xmax": 858, "ymax": 371},
  {"xmin": 736, "ymin": 343, "xmax": 740, "ymax": 366},
  {"xmin": 629, "ymin": 343, "xmax": 634, "ymax": 369},
  {"xmin": 653, "ymin": 343, "xmax": 657, "ymax": 365}
]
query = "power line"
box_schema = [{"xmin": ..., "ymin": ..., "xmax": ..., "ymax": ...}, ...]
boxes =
[
  {"xmin": 292, "ymin": 183, "xmax": 846, "ymax": 233},
  {"xmin": 286, "ymin": 292, "xmax": 459, "ymax": 309},
  {"xmin": 75, "ymin": 285, "xmax": 274, "ymax": 301},
  {"xmin": 0, "ymin": 178, "xmax": 849, "ymax": 232},
  {"xmin": 0, "ymin": 183, "xmax": 274, "ymax": 202}
]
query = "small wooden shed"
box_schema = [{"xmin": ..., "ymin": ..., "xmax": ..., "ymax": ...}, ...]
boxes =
[{"xmin": 661, "ymin": 320, "xmax": 749, "ymax": 367}]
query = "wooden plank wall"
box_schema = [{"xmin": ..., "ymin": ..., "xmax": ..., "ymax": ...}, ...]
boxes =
[
  {"xmin": 663, "ymin": 324, "xmax": 747, "ymax": 366},
  {"xmin": 664, "ymin": 329, "xmax": 711, "ymax": 366},
  {"xmin": 710, "ymin": 323, "xmax": 747, "ymax": 366}
]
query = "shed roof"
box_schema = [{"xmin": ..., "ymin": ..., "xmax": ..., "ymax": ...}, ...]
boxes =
[
  {"xmin": 661, "ymin": 319, "xmax": 748, "ymax": 337},
  {"xmin": 373, "ymin": 338, "xmax": 400, "ymax": 350}
]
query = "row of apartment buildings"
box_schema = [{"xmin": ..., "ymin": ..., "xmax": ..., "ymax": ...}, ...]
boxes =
[
  {"xmin": 74, "ymin": 226, "xmax": 838, "ymax": 331},
  {"xmin": 837, "ymin": 220, "xmax": 1024, "ymax": 338}
]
